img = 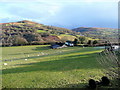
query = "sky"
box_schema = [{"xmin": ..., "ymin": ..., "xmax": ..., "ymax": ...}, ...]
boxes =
[{"xmin": 0, "ymin": 0, "xmax": 119, "ymax": 29}]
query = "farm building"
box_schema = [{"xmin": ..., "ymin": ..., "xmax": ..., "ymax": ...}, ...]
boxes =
[
  {"xmin": 112, "ymin": 45, "xmax": 120, "ymax": 51},
  {"xmin": 65, "ymin": 41, "xmax": 74, "ymax": 47},
  {"xmin": 105, "ymin": 45, "xmax": 119, "ymax": 51},
  {"xmin": 50, "ymin": 43, "xmax": 67, "ymax": 49},
  {"xmin": 50, "ymin": 41, "xmax": 74, "ymax": 49}
]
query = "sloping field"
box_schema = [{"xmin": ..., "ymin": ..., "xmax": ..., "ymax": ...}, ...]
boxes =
[{"xmin": 2, "ymin": 45, "xmax": 105, "ymax": 88}]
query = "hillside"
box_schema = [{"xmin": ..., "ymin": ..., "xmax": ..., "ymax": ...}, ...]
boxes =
[
  {"xmin": 1, "ymin": 20, "xmax": 80, "ymax": 46},
  {"xmin": 2, "ymin": 20, "xmax": 79, "ymax": 35},
  {"xmin": 72, "ymin": 27, "xmax": 118, "ymax": 40},
  {"xmin": 1, "ymin": 20, "xmax": 118, "ymax": 46}
]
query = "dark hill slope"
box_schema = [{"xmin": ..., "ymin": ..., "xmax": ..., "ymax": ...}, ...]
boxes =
[{"xmin": 72, "ymin": 27, "xmax": 118, "ymax": 40}]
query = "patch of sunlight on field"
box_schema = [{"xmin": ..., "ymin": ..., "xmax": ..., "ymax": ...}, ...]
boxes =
[{"xmin": 37, "ymin": 30, "xmax": 46, "ymax": 33}]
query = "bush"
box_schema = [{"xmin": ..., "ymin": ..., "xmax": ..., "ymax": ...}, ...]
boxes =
[
  {"xmin": 13, "ymin": 36, "xmax": 28, "ymax": 45},
  {"xmin": 93, "ymin": 40, "xmax": 98, "ymax": 45},
  {"xmin": 79, "ymin": 36, "xmax": 86, "ymax": 44}
]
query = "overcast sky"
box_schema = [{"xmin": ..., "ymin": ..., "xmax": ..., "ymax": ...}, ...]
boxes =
[{"xmin": 0, "ymin": 0, "xmax": 119, "ymax": 29}]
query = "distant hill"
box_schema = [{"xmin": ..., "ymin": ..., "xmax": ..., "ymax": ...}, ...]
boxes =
[
  {"xmin": 72, "ymin": 27, "xmax": 118, "ymax": 40},
  {"xmin": 1, "ymin": 20, "xmax": 118, "ymax": 46},
  {"xmin": 1, "ymin": 20, "xmax": 80, "ymax": 46},
  {"xmin": 2, "ymin": 20, "xmax": 79, "ymax": 35}
]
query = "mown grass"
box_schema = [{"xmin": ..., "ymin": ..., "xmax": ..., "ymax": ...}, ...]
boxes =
[{"xmin": 2, "ymin": 45, "xmax": 105, "ymax": 88}]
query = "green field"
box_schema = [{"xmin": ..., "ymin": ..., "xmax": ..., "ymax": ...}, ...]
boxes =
[
  {"xmin": 37, "ymin": 30, "xmax": 47, "ymax": 33},
  {"xmin": 2, "ymin": 45, "xmax": 105, "ymax": 88}
]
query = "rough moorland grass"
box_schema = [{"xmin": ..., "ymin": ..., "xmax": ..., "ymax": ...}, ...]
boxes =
[
  {"xmin": 58, "ymin": 34, "xmax": 76, "ymax": 41},
  {"xmin": 2, "ymin": 45, "xmax": 105, "ymax": 88}
]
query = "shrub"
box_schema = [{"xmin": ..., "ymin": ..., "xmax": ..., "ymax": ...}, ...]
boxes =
[{"xmin": 13, "ymin": 36, "xmax": 28, "ymax": 45}]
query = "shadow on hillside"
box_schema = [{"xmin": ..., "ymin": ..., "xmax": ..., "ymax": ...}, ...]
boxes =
[
  {"xmin": 9, "ymin": 52, "xmax": 38, "ymax": 55},
  {"xmin": 60, "ymin": 78, "xmax": 120, "ymax": 89},
  {"xmin": 59, "ymin": 83, "xmax": 88, "ymax": 88},
  {"xmin": 9, "ymin": 46, "xmax": 50, "ymax": 55},
  {"xmin": 32, "ymin": 46, "xmax": 50, "ymax": 51},
  {"xmin": 2, "ymin": 53, "xmax": 102, "ymax": 74},
  {"xmin": 60, "ymin": 83, "xmax": 119, "ymax": 90}
]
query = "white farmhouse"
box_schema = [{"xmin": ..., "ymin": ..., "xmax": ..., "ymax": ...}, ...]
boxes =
[
  {"xmin": 105, "ymin": 45, "xmax": 119, "ymax": 51},
  {"xmin": 65, "ymin": 41, "xmax": 74, "ymax": 47},
  {"xmin": 112, "ymin": 45, "xmax": 119, "ymax": 51}
]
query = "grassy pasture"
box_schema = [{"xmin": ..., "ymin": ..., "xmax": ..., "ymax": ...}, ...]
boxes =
[
  {"xmin": 2, "ymin": 45, "xmax": 105, "ymax": 88},
  {"xmin": 37, "ymin": 30, "xmax": 46, "ymax": 33}
]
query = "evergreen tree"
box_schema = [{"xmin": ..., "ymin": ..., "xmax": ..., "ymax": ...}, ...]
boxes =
[
  {"xmin": 73, "ymin": 38, "xmax": 78, "ymax": 46},
  {"xmin": 87, "ymin": 40, "xmax": 92, "ymax": 45},
  {"xmin": 79, "ymin": 37, "xmax": 86, "ymax": 44},
  {"xmin": 93, "ymin": 40, "xmax": 98, "ymax": 45}
]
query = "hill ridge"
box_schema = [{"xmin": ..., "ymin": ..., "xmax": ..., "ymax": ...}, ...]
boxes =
[{"xmin": 72, "ymin": 27, "xmax": 118, "ymax": 39}]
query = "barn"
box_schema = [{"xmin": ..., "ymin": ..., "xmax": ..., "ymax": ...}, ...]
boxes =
[{"xmin": 50, "ymin": 43, "xmax": 67, "ymax": 49}]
